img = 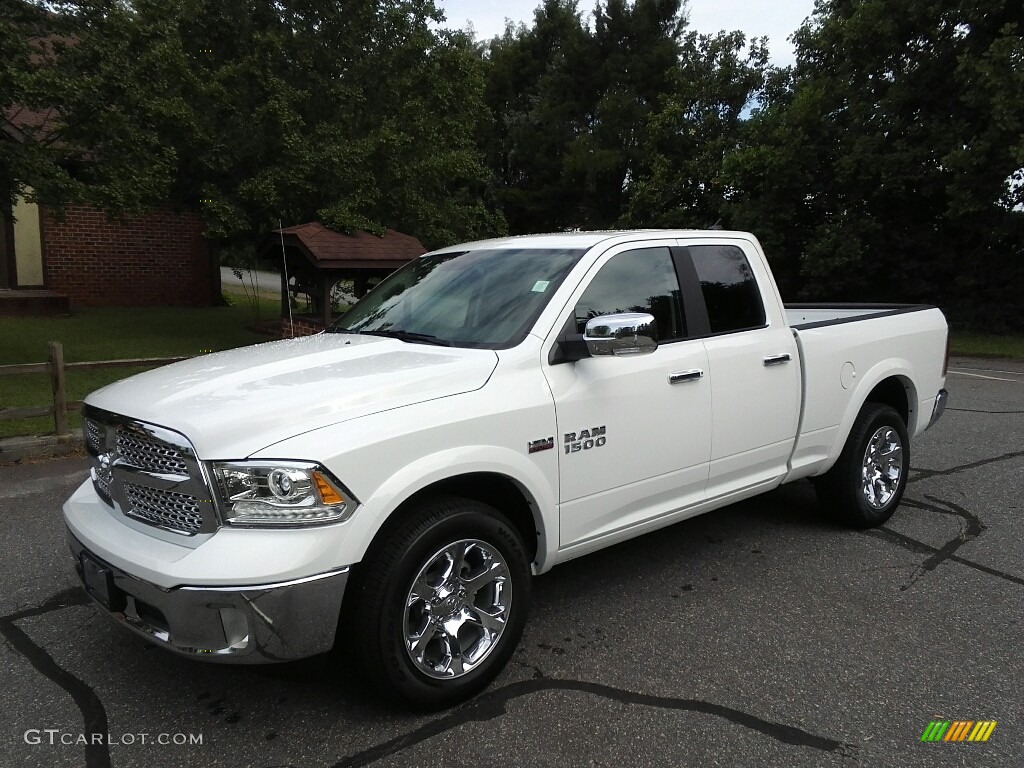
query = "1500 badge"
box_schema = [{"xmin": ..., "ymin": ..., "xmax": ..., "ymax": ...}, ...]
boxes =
[{"xmin": 564, "ymin": 426, "xmax": 607, "ymax": 454}]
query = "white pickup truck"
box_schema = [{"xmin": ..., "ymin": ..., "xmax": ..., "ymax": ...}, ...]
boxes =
[{"xmin": 64, "ymin": 230, "xmax": 949, "ymax": 707}]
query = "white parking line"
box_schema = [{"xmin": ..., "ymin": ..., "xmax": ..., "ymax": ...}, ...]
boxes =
[
  {"xmin": 949, "ymin": 370, "xmax": 1019, "ymax": 382},
  {"xmin": 951, "ymin": 366, "xmax": 1024, "ymax": 376}
]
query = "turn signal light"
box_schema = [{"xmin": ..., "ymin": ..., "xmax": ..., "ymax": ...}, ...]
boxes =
[{"xmin": 313, "ymin": 471, "xmax": 345, "ymax": 505}]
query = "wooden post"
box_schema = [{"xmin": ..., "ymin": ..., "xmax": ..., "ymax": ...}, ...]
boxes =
[
  {"xmin": 322, "ymin": 276, "xmax": 331, "ymax": 329},
  {"xmin": 48, "ymin": 340, "xmax": 70, "ymax": 436},
  {"xmin": 355, "ymin": 274, "xmax": 369, "ymax": 299}
]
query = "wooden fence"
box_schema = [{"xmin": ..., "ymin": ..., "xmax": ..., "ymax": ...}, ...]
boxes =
[{"xmin": 0, "ymin": 342, "xmax": 189, "ymax": 437}]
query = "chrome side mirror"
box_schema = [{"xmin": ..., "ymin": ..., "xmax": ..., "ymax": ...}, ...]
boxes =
[{"xmin": 584, "ymin": 312, "xmax": 658, "ymax": 356}]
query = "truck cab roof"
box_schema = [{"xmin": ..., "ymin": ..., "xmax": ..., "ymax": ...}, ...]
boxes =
[{"xmin": 430, "ymin": 229, "xmax": 755, "ymax": 253}]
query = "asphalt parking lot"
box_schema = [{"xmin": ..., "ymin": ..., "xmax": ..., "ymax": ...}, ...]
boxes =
[{"xmin": 1, "ymin": 356, "xmax": 1021, "ymax": 768}]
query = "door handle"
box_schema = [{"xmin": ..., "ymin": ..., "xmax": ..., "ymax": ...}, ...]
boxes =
[
  {"xmin": 669, "ymin": 369, "xmax": 704, "ymax": 384},
  {"xmin": 763, "ymin": 354, "xmax": 792, "ymax": 367}
]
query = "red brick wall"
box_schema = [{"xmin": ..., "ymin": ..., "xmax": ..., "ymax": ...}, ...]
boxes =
[
  {"xmin": 41, "ymin": 204, "xmax": 213, "ymax": 306},
  {"xmin": 280, "ymin": 315, "xmax": 325, "ymax": 338}
]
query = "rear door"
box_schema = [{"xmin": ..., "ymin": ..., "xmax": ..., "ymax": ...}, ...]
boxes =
[{"xmin": 682, "ymin": 240, "xmax": 800, "ymax": 497}]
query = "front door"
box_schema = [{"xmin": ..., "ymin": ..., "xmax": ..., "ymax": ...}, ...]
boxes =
[{"xmin": 542, "ymin": 242, "xmax": 712, "ymax": 548}]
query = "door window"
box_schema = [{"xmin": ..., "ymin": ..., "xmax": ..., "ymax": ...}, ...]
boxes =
[
  {"xmin": 689, "ymin": 245, "xmax": 765, "ymax": 334},
  {"xmin": 573, "ymin": 247, "xmax": 684, "ymax": 342}
]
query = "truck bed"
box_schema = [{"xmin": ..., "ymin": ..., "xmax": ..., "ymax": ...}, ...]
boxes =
[{"xmin": 784, "ymin": 303, "xmax": 948, "ymax": 482}]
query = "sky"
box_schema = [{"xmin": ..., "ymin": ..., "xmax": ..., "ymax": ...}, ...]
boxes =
[{"xmin": 437, "ymin": 0, "xmax": 817, "ymax": 66}]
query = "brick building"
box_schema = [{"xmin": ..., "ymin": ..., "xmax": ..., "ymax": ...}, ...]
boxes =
[
  {"xmin": 1, "ymin": 192, "xmax": 215, "ymax": 312},
  {"xmin": 2, "ymin": 107, "xmax": 215, "ymax": 313}
]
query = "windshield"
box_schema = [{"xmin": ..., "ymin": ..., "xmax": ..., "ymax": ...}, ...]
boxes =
[{"xmin": 329, "ymin": 248, "xmax": 586, "ymax": 349}]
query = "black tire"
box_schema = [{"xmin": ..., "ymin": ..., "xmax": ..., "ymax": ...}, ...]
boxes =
[
  {"xmin": 343, "ymin": 496, "xmax": 531, "ymax": 709},
  {"xmin": 814, "ymin": 403, "xmax": 910, "ymax": 528}
]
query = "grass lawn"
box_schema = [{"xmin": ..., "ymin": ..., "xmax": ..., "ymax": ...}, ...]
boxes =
[
  {"xmin": 950, "ymin": 331, "xmax": 1024, "ymax": 360},
  {"xmin": 0, "ymin": 297, "xmax": 280, "ymax": 438}
]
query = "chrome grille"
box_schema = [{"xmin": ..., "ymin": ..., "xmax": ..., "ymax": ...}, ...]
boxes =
[
  {"xmin": 116, "ymin": 430, "xmax": 189, "ymax": 476},
  {"xmin": 123, "ymin": 482, "xmax": 203, "ymax": 535},
  {"xmin": 85, "ymin": 419, "xmax": 103, "ymax": 453},
  {"xmin": 83, "ymin": 406, "xmax": 214, "ymax": 538},
  {"xmin": 93, "ymin": 469, "xmax": 112, "ymax": 500}
]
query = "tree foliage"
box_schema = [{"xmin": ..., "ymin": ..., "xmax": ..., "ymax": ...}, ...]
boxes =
[
  {"xmin": 621, "ymin": 30, "xmax": 770, "ymax": 229},
  {"xmin": 484, "ymin": 0, "xmax": 735, "ymax": 232},
  {"xmin": 483, "ymin": 0, "xmax": 595, "ymax": 233},
  {"xmin": 4, "ymin": 0, "xmax": 1023, "ymax": 328},
  {"xmin": 8, "ymin": 0, "xmax": 505, "ymax": 248},
  {"xmin": 725, "ymin": 0, "xmax": 1024, "ymax": 328},
  {"xmin": 0, "ymin": 0, "xmax": 80, "ymax": 209}
]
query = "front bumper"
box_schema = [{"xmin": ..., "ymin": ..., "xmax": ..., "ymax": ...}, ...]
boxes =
[
  {"xmin": 69, "ymin": 531, "xmax": 349, "ymax": 663},
  {"xmin": 926, "ymin": 388, "xmax": 949, "ymax": 430}
]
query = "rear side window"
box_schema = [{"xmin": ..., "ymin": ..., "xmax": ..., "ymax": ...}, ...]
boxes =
[
  {"xmin": 689, "ymin": 245, "xmax": 765, "ymax": 334},
  {"xmin": 574, "ymin": 247, "xmax": 684, "ymax": 342}
]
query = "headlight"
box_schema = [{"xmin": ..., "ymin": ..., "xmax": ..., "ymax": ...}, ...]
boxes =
[{"xmin": 210, "ymin": 461, "xmax": 356, "ymax": 527}]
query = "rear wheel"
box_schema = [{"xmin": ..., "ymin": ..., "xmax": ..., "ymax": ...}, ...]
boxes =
[
  {"xmin": 345, "ymin": 496, "xmax": 531, "ymax": 708},
  {"xmin": 814, "ymin": 403, "xmax": 909, "ymax": 528}
]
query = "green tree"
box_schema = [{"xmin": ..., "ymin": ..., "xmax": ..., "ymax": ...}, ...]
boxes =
[
  {"xmin": 726, "ymin": 0, "xmax": 1024, "ymax": 328},
  {"xmin": 10, "ymin": 0, "xmax": 505, "ymax": 250},
  {"xmin": 0, "ymin": 0, "xmax": 79, "ymax": 209},
  {"xmin": 484, "ymin": 0, "xmax": 694, "ymax": 232},
  {"xmin": 621, "ymin": 30, "xmax": 770, "ymax": 230},
  {"xmin": 483, "ymin": 0, "xmax": 595, "ymax": 233},
  {"xmin": 574, "ymin": 0, "xmax": 688, "ymax": 227}
]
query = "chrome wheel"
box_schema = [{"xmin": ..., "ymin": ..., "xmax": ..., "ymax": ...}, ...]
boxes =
[
  {"xmin": 861, "ymin": 426, "xmax": 903, "ymax": 509},
  {"xmin": 403, "ymin": 539, "xmax": 511, "ymax": 679}
]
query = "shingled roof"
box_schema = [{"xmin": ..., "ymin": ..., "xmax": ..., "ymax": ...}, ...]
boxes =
[
  {"xmin": 2, "ymin": 106, "xmax": 60, "ymax": 142},
  {"xmin": 3, "ymin": 27, "xmax": 73, "ymax": 144},
  {"xmin": 269, "ymin": 222, "xmax": 426, "ymax": 270}
]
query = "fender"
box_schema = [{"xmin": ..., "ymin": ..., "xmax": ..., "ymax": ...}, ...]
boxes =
[
  {"xmin": 822, "ymin": 358, "xmax": 919, "ymax": 470},
  {"xmin": 354, "ymin": 445, "xmax": 559, "ymax": 573}
]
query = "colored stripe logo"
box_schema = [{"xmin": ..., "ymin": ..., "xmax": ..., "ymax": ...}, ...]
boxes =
[{"xmin": 920, "ymin": 720, "xmax": 996, "ymax": 742}]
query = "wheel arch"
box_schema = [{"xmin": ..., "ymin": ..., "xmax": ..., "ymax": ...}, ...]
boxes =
[
  {"xmin": 824, "ymin": 363, "xmax": 919, "ymax": 470},
  {"xmin": 864, "ymin": 375, "xmax": 914, "ymax": 428},
  {"xmin": 350, "ymin": 445, "xmax": 556, "ymax": 575},
  {"xmin": 366, "ymin": 471, "xmax": 542, "ymax": 566}
]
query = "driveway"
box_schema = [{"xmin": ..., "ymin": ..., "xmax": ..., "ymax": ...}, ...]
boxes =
[
  {"xmin": 219, "ymin": 266, "xmax": 280, "ymax": 295},
  {"xmin": 220, "ymin": 266, "xmax": 358, "ymax": 304}
]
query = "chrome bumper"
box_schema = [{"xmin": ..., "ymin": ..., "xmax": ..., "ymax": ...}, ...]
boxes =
[
  {"xmin": 69, "ymin": 532, "xmax": 349, "ymax": 663},
  {"xmin": 927, "ymin": 388, "xmax": 949, "ymax": 430}
]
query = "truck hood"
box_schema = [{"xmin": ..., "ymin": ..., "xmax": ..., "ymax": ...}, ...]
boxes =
[{"xmin": 86, "ymin": 334, "xmax": 498, "ymax": 458}]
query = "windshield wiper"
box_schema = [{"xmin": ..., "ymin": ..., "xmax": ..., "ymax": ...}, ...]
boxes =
[{"xmin": 360, "ymin": 329, "xmax": 452, "ymax": 347}]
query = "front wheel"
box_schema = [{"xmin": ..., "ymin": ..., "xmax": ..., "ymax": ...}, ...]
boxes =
[
  {"xmin": 814, "ymin": 403, "xmax": 909, "ymax": 528},
  {"xmin": 344, "ymin": 496, "xmax": 531, "ymax": 708}
]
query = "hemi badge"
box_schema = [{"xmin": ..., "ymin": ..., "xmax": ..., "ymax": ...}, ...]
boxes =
[{"xmin": 528, "ymin": 437, "xmax": 554, "ymax": 454}]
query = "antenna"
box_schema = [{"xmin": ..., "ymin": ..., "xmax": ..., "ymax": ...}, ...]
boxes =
[
  {"xmin": 279, "ymin": 220, "xmax": 294, "ymax": 338},
  {"xmin": 708, "ymin": 219, "xmax": 724, "ymax": 231}
]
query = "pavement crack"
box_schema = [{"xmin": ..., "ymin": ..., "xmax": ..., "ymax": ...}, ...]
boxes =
[
  {"xmin": 892, "ymin": 496, "xmax": 985, "ymax": 590},
  {"xmin": 861, "ymin": 495, "xmax": 1023, "ymax": 588},
  {"xmin": 331, "ymin": 679, "xmax": 851, "ymax": 767},
  {"xmin": 0, "ymin": 587, "xmax": 111, "ymax": 768},
  {"xmin": 910, "ymin": 450, "xmax": 1024, "ymax": 483},
  {"xmin": 2, "ymin": 586, "xmax": 90, "ymax": 623},
  {"xmin": 864, "ymin": 527, "xmax": 1024, "ymax": 588}
]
